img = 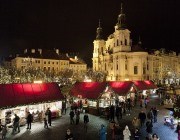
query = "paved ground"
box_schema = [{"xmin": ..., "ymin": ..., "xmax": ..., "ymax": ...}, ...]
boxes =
[{"xmin": 0, "ymin": 93, "xmax": 178, "ymax": 140}]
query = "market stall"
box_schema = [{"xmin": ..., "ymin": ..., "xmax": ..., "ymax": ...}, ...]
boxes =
[
  {"xmin": 108, "ymin": 81, "xmax": 137, "ymax": 105},
  {"xmin": 0, "ymin": 82, "xmax": 64, "ymax": 127},
  {"xmin": 70, "ymin": 82, "xmax": 108, "ymax": 115},
  {"xmin": 133, "ymin": 80, "xmax": 157, "ymax": 98}
]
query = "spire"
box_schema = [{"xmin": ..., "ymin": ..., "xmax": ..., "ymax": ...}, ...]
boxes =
[
  {"xmin": 117, "ymin": 3, "xmax": 126, "ymax": 30},
  {"xmin": 138, "ymin": 36, "xmax": 142, "ymax": 45},
  {"xmin": 96, "ymin": 19, "xmax": 103, "ymax": 40}
]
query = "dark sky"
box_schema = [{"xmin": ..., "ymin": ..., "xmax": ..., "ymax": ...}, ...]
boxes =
[{"xmin": 0, "ymin": 0, "xmax": 180, "ymax": 67}]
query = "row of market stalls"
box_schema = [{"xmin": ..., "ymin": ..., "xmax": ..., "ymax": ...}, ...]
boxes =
[
  {"xmin": 70, "ymin": 80, "xmax": 157, "ymax": 115},
  {"xmin": 0, "ymin": 82, "xmax": 64, "ymax": 126}
]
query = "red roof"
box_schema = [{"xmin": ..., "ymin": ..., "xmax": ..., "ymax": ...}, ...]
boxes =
[
  {"xmin": 144, "ymin": 80, "xmax": 158, "ymax": 89},
  {"xmin": 0, "ymin": 83, "xmax": 64, "ymax": 109},
  {"xmin": 70, "ymin": 82, "xmax": 107, "ymax": 99},
  {"xmin": 108, "ymin": 81, "xmax": 135, "ymax": 96},
  {"xmin": 133, "ymin": 80, "xmax": 157, "ymax": 91}
]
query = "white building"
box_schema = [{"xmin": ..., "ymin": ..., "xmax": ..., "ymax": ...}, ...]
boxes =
[{"xmin": 92, "ymin": 4, "xmax": 180, "ymax": 85}]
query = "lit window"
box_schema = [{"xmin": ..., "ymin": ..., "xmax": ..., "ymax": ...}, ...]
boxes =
[{"xmin": 134, "ymin": 66, "xmax": 138, "ymax": 74}]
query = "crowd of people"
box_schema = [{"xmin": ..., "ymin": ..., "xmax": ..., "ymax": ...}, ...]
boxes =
[{"xmin": 0, "ymin": 107, "xmax": 53, "ymax": 139}]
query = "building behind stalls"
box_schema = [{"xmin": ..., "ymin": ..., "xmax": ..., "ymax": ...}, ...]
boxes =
[{"xmin": 92, "ymin": 4, "xmax": 180, "ymax": 85}]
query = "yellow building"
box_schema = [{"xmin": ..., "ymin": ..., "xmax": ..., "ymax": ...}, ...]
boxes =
[
  {"xmin": 4, "ymin": 48, "xmax": 87, "ymax": 74},
  {"xmin": 92, "ymin": 5, "xmax": 180, "ymax": 85}
]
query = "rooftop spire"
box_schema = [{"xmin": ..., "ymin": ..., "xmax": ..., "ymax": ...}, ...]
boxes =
[
  {"xmin": 117, "ymin": 3, "xmax": 126, "ymax": 30},
  {"xmin": 138, "ymin": 36, "xmax": 142, "ymax": 45},
  {"xmin": 96, "ymin": 19, "xmax": 103, "ymax": 40}
]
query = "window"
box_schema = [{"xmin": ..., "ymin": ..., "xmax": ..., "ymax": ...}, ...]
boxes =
[
  {"xmin": 125, "ymin": 64, "xmax": 127, "ymax": 70},
  {"xmin": 134, "ymin": 66, "xmax": 138, "ymax": 74},
  {"xmin": 117, "ymin": 64, "xmax": 118, "ymax": 70},
  {"xmin": 48, "ymin": 67, "xmax": 50, "ymax": 70},
  {"xmin": 44, "ymin": 61, "xmax": 46, "ymax": 64},
  {"xmin": 125, "ymin": 39, "xmax": 127, "ymax": 45},
  {"xmin": 143, "ymin": 67, "xmax": 146, "ymax": 74},
  {"xmin": 147, "ymin": 64, "xmax": 149, "ymax": 70},
  {"xmin": 57, "ymin": 62, "xmax": 58, "ymax": 64},
  {"xmin": 117, "ymin": 40, "xmax": 119, "ymax": 46},
  {"xmin": 48, "ymin": 61, "xmax": 50, "ymax": 64},
  {"xmin": 105, "ymin": 63, "xmax": 106, "ymax": 71},
  {"xmin": 52, "ymin": 62, "xmax": 54, "ymax": 64}
]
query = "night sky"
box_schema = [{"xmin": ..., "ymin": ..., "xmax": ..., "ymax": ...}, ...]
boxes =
[{"xmin": 0, "ymin": 0, "xmax": 180, "ymax": 67}]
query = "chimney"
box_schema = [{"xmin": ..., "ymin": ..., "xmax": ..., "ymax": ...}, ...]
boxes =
[
  {"xmin": 31, "ymin": 49, "xmax": 35, "ymax": 53},
  {"xmin": 38, "ymin": 49, "xmax": 42, "ymax": 54},
  {"xmin": 56, "ymin": 49, "xmax": 59, "ymax": 55}
]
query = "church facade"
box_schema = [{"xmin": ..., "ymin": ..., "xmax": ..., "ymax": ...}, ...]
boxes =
[{"xmin": 92, "ymin": 5, "xmax": 180, "ymax": 85}]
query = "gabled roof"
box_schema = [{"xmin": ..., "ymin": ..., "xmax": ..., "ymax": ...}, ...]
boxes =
[
  {"xmin": 0, "ymin": 82, "xmax": 64, "ymax": 109},
  {"xmin": 133, "ymin": 80, "xmax": 157, "ymax": 91},
  {"xmin": 108, "ymin": 81, "xmax": 135, "ymax": 96},
  {"xmin": 70, "ymin": 82, "xmax": 107, "ymax": 99}
]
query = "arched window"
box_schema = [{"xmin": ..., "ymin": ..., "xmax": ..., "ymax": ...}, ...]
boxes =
[
  {"xmin": 117, "ymin": 40, "xmax": 119, "ymax": 46},
  {"xmin": 125, "ymin": 39, "xmax": 127, "ymax": 45},
  {"xmin": 134, "ymin": 66, "xmax": 138, "ymax": 74}
]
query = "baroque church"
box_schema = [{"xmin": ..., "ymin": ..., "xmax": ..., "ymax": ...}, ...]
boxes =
[{"xmin": 92, "ymin": 4, "xmax": 180, "ymax": 85}]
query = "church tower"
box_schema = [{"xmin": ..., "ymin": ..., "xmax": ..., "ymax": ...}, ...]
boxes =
[
  {"xmin": 112, "ymin": 3, "xmax": 131, "ymax": 53},
  {"xmin": 92, "ymin": 20, "xmax": 105, "ymax": 71}
]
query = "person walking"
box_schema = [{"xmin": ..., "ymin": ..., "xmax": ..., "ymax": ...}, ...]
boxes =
[
  {"xmin": 134, "ymin": 128, "xmax": 141, "ymax": 140},
  {"xmin": 65, "ymin": 128, "xmax": 73, "ymax": 140},
  {"xmin": 115, "ymin": 105, "xmax": 120, "ymax": 122},
  {"xmin": 69, "ymin": 110, "xmax": 75, "ymax": 124},
  {"xmin": 83, "ymin": 113, "xmax": 89, "ymax": 132},
  {"xmin": 44, "ymin": 118, "xmax": 48, "ymax": 129},
  {"xmin": 152, "ymin": 107, "xmax": 158, "ymax": 123},
  {"xmin": 151, "ymin": 133, "xmax": 160, "ymax": 140},
  {"xmin": 12, "ymin": 114, "xmax": 20, "ymax": 134},
  {"xmin": 26, "ymin": 112, "xmax": 33, "ymax": 130},
  {"xmin": 114, "ymin": 123, "xmax": 121, "ymax": 140},
  {"xmin": 2, "ymin": 124, "xmax": 8, "ymax": 140},
  {"xmin": 146, "ymin": 120, "xmax": 153, "ymax": 138},
  {"xmin": 46, "ymin": 108, "xmax": 52, "ymax": 126},
  {"xmin": 110, "ymin": 104, "xmax": 115, "ymax": 122},
  {"xmin": 99, "ymin": 124, "xmax": 107, "ymax": 140},
  {"xmin": 138, "ymin": 110, "xmax": 146, "ymax": 127},
  {"xmin": 75, "ymin": 109, "xmax": 80, "ymax": 125},
  {"xmin": 132, "ymin": 117, "xmax": 140, "ymax": 130},
  {"xmin": 147, "ymin": 109, "xmax": 154, "ymax": 123},
  {"xmin": 123, "ymin": 125, "xmax": 131, "ymax": 140}
]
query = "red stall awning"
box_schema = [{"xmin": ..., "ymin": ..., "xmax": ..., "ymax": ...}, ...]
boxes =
[
  {"xmin": 70, "ymin": 82, "xmax": 107, "ymax": 99},
  {"xmin": 133, "ymin": 80, "xmax": 157, "ymax": 91},
  {"xmin": 0, "ymin": 82, "xmax": 64, "ymax": 109},
  {"xmin": 108, "ymin": 81, "xmax": 135, "ymax": 96}
]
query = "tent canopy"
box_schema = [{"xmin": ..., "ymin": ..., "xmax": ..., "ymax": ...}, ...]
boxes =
[
  {"xmin": 108, "ymin": 81, "xmax": 135, "ymax": 96},
  {"xmin": 0, "ymin": 82, "xmax": 64, "ymax": 109},
  {"xmin": 133, "ymin": 80, "xmax": 157, "ymax": 91},
  {"xmin": 70, "ymin": 82, "xmax": 107, "ymax": 99}
]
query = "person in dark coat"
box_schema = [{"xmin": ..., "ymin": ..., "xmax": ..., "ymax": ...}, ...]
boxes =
[
  {"xmin": 46, "ymin": 108, "xmax": 52, "ymax": 126},
  {"xmin": 153, "ymin": 107, "xmax": 158, "ymax": 123},
  {"xmin": 146, "ymin": 120, "xmax": 153, "ymax": 135},
  {"xmin": 115, "ymin": 105, "xmax": 120, "ymax": 122},
  {"xmin": 65, "ymin": 128, "xmax": 73, "ymax": 140},
  {"xmin": 110, "ymin": 104, "xmax": 115, "ymax": 122},
  {"xmin": 69, "ymin": 110, "xmax": 75, "ymax": 124},
  {"xmin": 83, "ymin": 113, "xmax": 89, "ymax": 132},
  {"xmin": 147, "ymin": 109, "xmax": 154, "ymax": 123},
  {"xmin": 12, "ymin": 114, "xmax": 20, "ymax": 133},
  {"xmin": 138, "ymin": 110, "xmax": 146, "ymax": 127},
  {"xmin": 134, "ymin": 128, "xmax": 141, "ymax": 140},
  {"xmin": 114, "ymin": 123, "xmax": 121, "ymax": 140},
  {"xmin": 26, "ymin": 112, "xmax": 33, "ymax": 129}
]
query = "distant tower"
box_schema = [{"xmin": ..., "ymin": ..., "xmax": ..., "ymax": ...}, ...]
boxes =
[
  {"xmin": 96, "ymin": 20, "xmax": 103, "ymax": 40},
  {"xmin": 93, "ymin": 20, "xmax": 105, "ymax": 71},
  {"xmin": 117, "ymin": 3, "xmax": 126, "ymax": 30}
]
